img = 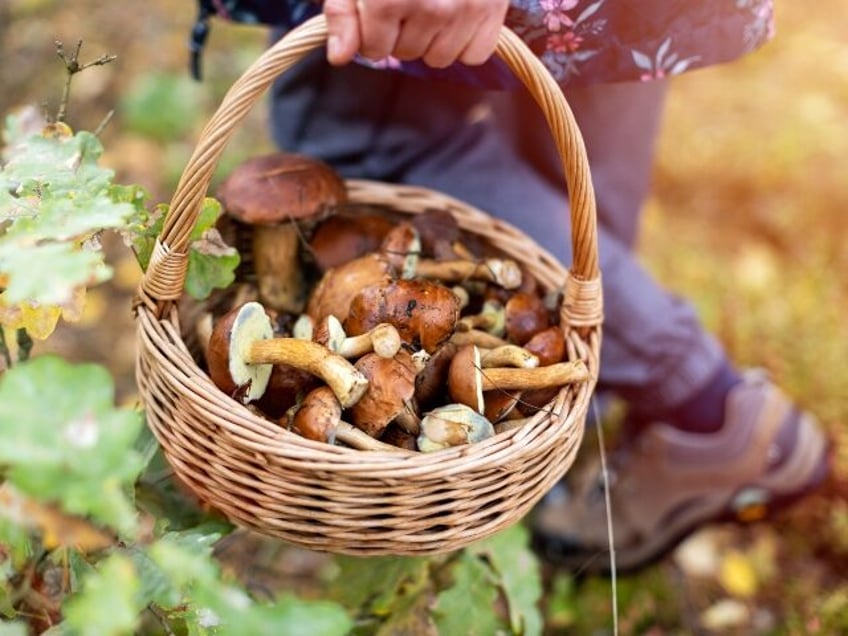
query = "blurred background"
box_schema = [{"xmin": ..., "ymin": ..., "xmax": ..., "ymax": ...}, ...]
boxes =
[{"xmin": 2, "ymin": 1, "xmax": 847, "ymax": 633}]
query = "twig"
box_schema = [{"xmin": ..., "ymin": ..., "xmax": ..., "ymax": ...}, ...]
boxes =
[
  {"xmin": 54, "ymin": 40, "xmax": 117, "ymax": 123},
  {"xmin": 592, "ymin": 396, "xmax": 618, "ymax": 636},
  {"xmin": 93, "ymin": 109, "xmax": 115, "ymax": 137},
  {"xmin": 147, "ymin": 603, "xmax": 177, "ymax": 636}
]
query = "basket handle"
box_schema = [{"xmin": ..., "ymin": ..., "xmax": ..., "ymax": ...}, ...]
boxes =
[{"xmin": 137, "ymin": 15, "xmax": 601, "ymax": 325}]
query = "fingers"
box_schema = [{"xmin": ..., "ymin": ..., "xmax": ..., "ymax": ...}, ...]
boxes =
[
  {"xmin": 455, "ymin": 5, "xmax": 508, "ymax": 66},
  {"xmin": 324, "ymin": 0, "xmax": 361, "ymax": 65},
  {"xmin": 324, "ymin": 0, "xmax": 509, "ymax": 68}
]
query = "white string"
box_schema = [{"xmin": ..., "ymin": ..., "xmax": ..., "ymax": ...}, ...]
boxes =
[{"xmin": 591, "ymin": 395, "xmax": 618, "ymax": 636}]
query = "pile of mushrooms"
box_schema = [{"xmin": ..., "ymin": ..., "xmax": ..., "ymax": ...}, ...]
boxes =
[{"xmin": 202, "ymin": 152, "xmax": 589, "ymax": 453}]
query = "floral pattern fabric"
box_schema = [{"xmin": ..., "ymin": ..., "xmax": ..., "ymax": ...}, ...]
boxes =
[{"xmin": 197, "ymin": 0, "xmax": 774, "ymax": 88}]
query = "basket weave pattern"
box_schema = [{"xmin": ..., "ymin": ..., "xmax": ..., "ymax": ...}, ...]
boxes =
[{"xmin": 135, "ymin": 16, "xmax": 602, "ymax": 555}]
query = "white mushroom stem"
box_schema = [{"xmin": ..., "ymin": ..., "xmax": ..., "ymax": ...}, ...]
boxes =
[
  {"xmin": 479, "ymin": 360, "xmax": 589, "ymax": 392},
  {"xmin": 315, "ymin": 315, "xmax": 402, "ymax": 359},
  {"xmin": 338, "ymin": 323, "xmax": 402, "ymax": 359},
  {"xmin": 415, "ymin": 257, "xmax": 522, "ymax": 289},
  {"xmin": 335, "ymin": 421, "xmax": 415, "ymax": 453},
  {"xmin": 247, "ymin": 338, "xmax": 368, "ymax": 408},
  {"xmin": 292, "ymin": 314, "xmax": 314, "ymax": 340},
  {"xmin": 479, "ymin": 345, "xmax": 539, "ymax": 369}
]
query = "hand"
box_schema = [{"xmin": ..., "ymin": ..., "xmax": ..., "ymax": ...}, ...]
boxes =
[{"xmin": 324, "ymin": 0, "xmax": 509, "ymax": 68}]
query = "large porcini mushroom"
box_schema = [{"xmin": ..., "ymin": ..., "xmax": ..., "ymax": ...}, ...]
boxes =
[
  {"xmin": 349, "ymin": 352, "xmax": 419, "ymax": 437},
  {"xmin": 417, "ymin": 404, "xmax": 495, "ymax": 452},
  {"xmin": 217, "ymin": 152, "xmax": 347, "ymax": 313},
  {"xmin": 206, "ymin": 302, "xmax": 368, "ymax": 408},
  {"xmin": 344, "ymin": 278, "xmax": 461, "ymax": 354}
]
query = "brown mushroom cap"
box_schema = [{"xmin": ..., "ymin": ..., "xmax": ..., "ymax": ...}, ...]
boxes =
[
  {"xmin": 349, "ymin": 353, "xmax": 418, "ymax": 438},
  {"xmin": 344, "ymin": 278, "xmax": 461, "ymax": 354},
  {"xmin": 306, "ymin": 253, "xmax": 392, "ymax": 325},
  {"xmin": 523, "ymin": 326, "xmax": 566, "ymax": 366},
  {"xmin": 504, "ymin": 291, "xmax": 550, "ymax": 345},
  {"xmin": 290, "ymin": 386, "xmax": 342, "ymax": 443},
  {"xmin": 308, "ymin": 211, "xmax": 394, "ymax": 272},
  {"xmin": 447, "ymin": 344, "xmax": 484, "ymax": 413},
  {"xmin": 217, "ymin": 152, "xmax": 347, "ymax": 225}
]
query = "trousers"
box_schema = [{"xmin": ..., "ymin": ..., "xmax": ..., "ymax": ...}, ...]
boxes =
[{"xmin": 269, "ymin": 49, "xmax": 724, "ymax": 414}]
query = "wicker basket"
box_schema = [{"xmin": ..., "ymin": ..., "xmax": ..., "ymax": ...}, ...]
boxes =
[{"xmin": 134, "ymin": 15, "xmax": 603, "ymax": 556}]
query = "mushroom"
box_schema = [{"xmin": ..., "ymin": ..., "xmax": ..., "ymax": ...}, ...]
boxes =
[
  {"xmin": 504, "ymin": 291, "xmax": 550, "ymax": 346},
  {"xmin": 449, "ymin": 329, "xmax": 508, "ymax": 349},
  {"xmin": 417, "ymin": 404, "xmax": 495, "ymax": 452},
  {"xmin": 413, "ymin": 340, "xmax": 458, "ymax": 410},
  {"xmin": 349, "ymin": 352, "xmax": 419, "ymax": 437},
  {"xmin": 255, "ymin": 364, "xmax": 320, "ymax": 419},
  {"xmin": 344, "ymin": 278, "xmax": 461, "ymax": 354},
  {"xmin": 285, "ymin": 392, "xmax": 411, "ymax": 452},
  {"xmin": 305, "ymin": 223, "xmax": 421, "ymax": 324},
  {"xmin": 306, "ymin": 253, "xmax": 392, "ymax": 324},
  {"xmin": 206, "ymin": 301, "xmax": 368, "ymax": 408},
  {"xmin": 379, "ymin": 221, "xmax": 421, "ymax": 279},
  {"xmin": 289, "ymin": 385, "xmax": 342, "ymax": 443},
  {"xmin": 313, "ymin": 315, "xmax": 401, "ymax": 359},
  {"xmin": 414, "ymin": 257, "xmax": 523, "ymax": 290},
  {"xmin": 523, "ymin": 326, "xmax": 566, "ymax": 366},
  {"xmin": 410, "ymin": 208, "xmax": 475, "ymax": 261},
  {"xmin": 336, "ymin": 420, "xmax": 414, "ymax": 452},
  {"xmin": 217, "ymin": 152, "xmax": 347, "ymax": 313},
  {"xmin": 308, "ymin": 210, "xmax": 394, "ymax": 272},
  {"xmin": 381, "ymin": 423, "xmax": 419, "ymax": 451},
  {"xmin": 447, "ymin": 343, "xmax": 588, "ymax": 413},
  {"xmin": 479, "ymin": 344, "xmax": 539, "ymax": 369},
  {"xmin": 457, "ymin": 299, "xmax": 505, "ymax": 336}
]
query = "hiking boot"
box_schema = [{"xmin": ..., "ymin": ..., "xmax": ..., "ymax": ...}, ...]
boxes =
[{"xmin": 531, "ymin": 370, "xmax": 831, "ymax": 573}]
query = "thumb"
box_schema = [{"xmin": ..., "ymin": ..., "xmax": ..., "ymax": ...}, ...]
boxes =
[{"xmin": 324, "ymin": 0, "xmax": 360, "ymax": 65}]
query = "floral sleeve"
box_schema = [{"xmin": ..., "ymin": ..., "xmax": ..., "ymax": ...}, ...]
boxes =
[{"xmin": 193, "ymin": 0, "xmax": 774, "ymax": 88}]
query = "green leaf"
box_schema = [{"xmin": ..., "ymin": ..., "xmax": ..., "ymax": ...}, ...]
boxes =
[
  {"xmin": 0, "ymin": 130, "xmax": 135, "ymax": 308},
  {"xmin": 329, "ymin": 555, "xmax": 430, "ymax": 614},
  {"xmin": 432, "ymin": 551, "xmax": 505, "ymax": 636},
  {"xmin": 184, "ymin": 198, "xmax": 239, "ymax": 300},
  {"xmin": 0, "ymin": 622, "xmax": 28, "ymax": 636},
  {"xmin": 469, "ymin": 524, "xmax": 544, "ymax": 636},
  {"xmin": 0, "ymin": 356, "xmax": 144, "ymax": 535},
  {"xmin": 62, "ymin": 553, "xmax": 141, "ymax": 636},
  {"xmin": 149, "ymin": 537, "xmax": 351, "ymax": 636},
  {"xmin": 185, "ymin": 243, "xmax": 239, "ymax": 300},
  {"xmin": 0, "ymin": 242, "xmax": 111, "ymax": 305}
]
